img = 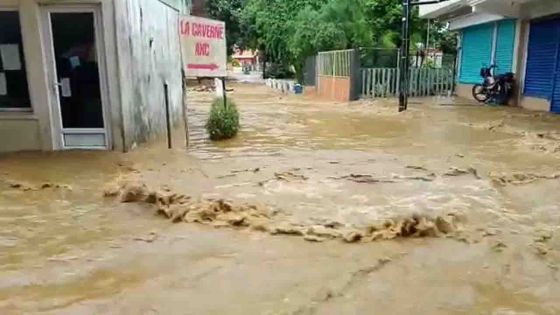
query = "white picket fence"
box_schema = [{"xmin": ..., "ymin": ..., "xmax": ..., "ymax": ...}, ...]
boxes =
[
  {"xmin": 361, "ymin": 67, "xmax": 454, "ymax": 98},
  {"xmin": 265, "ymin": 78, "xmax": 297, "ymax": 93}
]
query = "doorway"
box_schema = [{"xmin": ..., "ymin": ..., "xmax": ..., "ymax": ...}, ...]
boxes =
[{"xmin": 43, "ymin": 6, "xmax": 110, "ymax": 149}]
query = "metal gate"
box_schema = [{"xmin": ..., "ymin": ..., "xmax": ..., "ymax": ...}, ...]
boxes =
[
  {"xmin": 316, "ymin": 49, "xmax": 360, "ymax": 101},
  {"xmin": 524, "ymin": 18, "xmax": 560, "ymax": 113},
  {"xmin": 303, "ymin": 56, "xmax": 317, "ymax": 86}
]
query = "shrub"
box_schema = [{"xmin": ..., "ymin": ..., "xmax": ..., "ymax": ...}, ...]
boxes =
[{"xmin": 205, "ymin": 97, "xmax": 240, "ymax": 141}]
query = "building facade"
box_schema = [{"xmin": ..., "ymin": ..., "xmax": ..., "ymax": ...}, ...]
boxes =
[
  {"xmin": 0, "ymin": 0, "xmax": 188, "ymax": 153},
  {"xmin": 232, "ymin": 49, "xmax": 260, "ymax": 71},
  {"xmin": 421, "ymin": 0, "xmax": 560, "ymax": 113}
]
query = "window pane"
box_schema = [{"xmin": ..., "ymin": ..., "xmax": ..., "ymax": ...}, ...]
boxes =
[{"xmin": 0, "ymin": 11, "xmax": 30, "ymax": 110}]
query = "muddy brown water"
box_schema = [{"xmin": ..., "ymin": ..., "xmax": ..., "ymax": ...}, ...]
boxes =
[{"xmin": 1, "ymin": 83, "xmax": 559, "ymax": 314}]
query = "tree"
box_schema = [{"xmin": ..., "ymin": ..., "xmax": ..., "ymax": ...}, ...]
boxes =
[
  {"xmin": 429, "ymin": 22, "xmax": 458, "ymax": 54},
  {"xmin": 205, "ymin": 0, "xmax": 245, "ymax": 55},
  {"xmin": 222, "ymin": 0, "xmax": 457, "ymax": 79},
  {"xmin": 288, "ymin": 0, "xmax": 373, "ymax": 80}
]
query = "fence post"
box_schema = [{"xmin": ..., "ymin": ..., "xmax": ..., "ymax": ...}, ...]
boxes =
[
  {"xmin": 375, "ymin": 69, "xmax": 379, "ymax": 98},
  {"xmin": 361, "ymin": 69, "xmax": 366, "ymax": 97},
  {"xmin": 332, "ymin": 52, "xmax": 337, "ymax": 99},
  {"xmin": 451, "ymin": 53, "xmax": 458, "ymax": 95},
  {"xmin": 396, "ymin": 68, "xmax": 400, "ymax": 97},
  {"xmin": 350, "ymin": 49, "xmax": 361, "ymax": 101},
  {"xmin": 430, "ymin": 69, "xmax": 434, "ymax": 96},
  {"xmin": 423, "ymin": 69, "xmax": 428, "ymax": 96},
  {"xmin": 439, "ymin": 68, "xmax": 443, "ymax": 95},
  {"xmin": 369, "ymin": 69, "xmax": 372, "ymax": 97}
]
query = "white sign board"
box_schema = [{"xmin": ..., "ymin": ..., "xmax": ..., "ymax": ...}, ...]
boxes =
[{"xmin": 179, "ymin": 16, "xmax": 227, "ymax": 77}]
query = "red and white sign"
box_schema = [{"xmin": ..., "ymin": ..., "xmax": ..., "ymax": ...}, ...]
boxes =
[{"xmin": 179, "ymin": 16, "xmax": 227, "ymax": 77}]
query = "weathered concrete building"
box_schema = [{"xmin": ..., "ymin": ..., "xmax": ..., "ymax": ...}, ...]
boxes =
[
  {"xmin": 421, "ymin": 0, "xmax": 560, "ymax": 113},
  {"xmin": 0, "ymin": 0, "xmax": 189, "ymax": 153}
]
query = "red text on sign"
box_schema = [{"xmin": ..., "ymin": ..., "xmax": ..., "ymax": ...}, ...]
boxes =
[
  {"xmin": 180, "ymin": 21, "xmax": 224, "ymax": 40},
  {"xmin": 195, "ymin": 42, "xmax": 210, "ymax": 56}
]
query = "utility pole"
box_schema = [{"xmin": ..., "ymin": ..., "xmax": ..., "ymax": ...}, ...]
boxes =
[
  {"xmin": 398, "ymin": 0, "xmax": 412, "ymax": 112},
  {"xmin": 426, "ymin": 19, "xmax": 431, "ymax": 51}
]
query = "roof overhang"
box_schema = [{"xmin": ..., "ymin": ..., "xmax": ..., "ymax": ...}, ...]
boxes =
[
  {"xmin": 448, "ymin": 12, "xmax": 505, "ymax": 30},
  {"xmin": 420, "ymin": 0, "xmax": 470, "ymax": 19},
  {"xmin": 421, "ymin": 0, "xmax": 536, "ymax": 20}
]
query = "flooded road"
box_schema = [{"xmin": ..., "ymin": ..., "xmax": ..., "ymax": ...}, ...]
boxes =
[{"xmin": 1, "ymin": 83, "xmax": 560, "ymax": 314}]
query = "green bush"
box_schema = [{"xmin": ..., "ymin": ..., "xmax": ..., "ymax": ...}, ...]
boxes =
[
  {"xmin": 206, "ymin": 97, "xmax": 240, "ymax": 141},
  {"xmin": 265, "ymin": 63, "xmax": 295, "ymax": 79}
]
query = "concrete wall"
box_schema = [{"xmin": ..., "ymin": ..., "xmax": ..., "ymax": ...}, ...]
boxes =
[
  {"xmin": 0, "ymin": 0, "xmax": 187, "ymax": 153},
  {"xmin": 0, "ymin": 117, "xmax": 41, "ymax": 152},
  {"xmin": 113, "ymin": 0, "xmax": 184, "ymax": 150},
  {"xmin": 519, "ymin": 0, "xmax": 560, "ymax": 20},
  {"xmin": 519, "ymin": 97, "xmax": 550, "ymax": 111},
  {"xmin": 0, "ymin": 0, "xmax": 123, "ymax": 152},
  {"xmin": 1, "ymin": 0, "xmax": 53, "ymax": 152},
  {"xmin": 456, "ymin": 83, "xmax": 473, "ymax": 100}
]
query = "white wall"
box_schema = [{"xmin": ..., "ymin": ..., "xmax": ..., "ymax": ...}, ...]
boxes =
[
  {"xmin": 114, "ymin": 0, "xmax": 184, "ymax": 150},
  {"xmin": 0, "ymin": 0, "xmax": 125, "ymax": 152},
  {"xmin": 519, "ymin": 0, "xmax": 560, "ymax": 19},
  {"xmin": 449, "ymin": 12, "xmax": 504, "ymax": 30},
  {"xmin": 0, "ymin": 0, "xmax": 51, "ymax": 152},
  {"xmin": 0, "ymin": 0, "xmax": 187, "ymax": 153}
]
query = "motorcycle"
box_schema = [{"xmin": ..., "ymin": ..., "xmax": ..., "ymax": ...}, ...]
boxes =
[{"xmin": 472, "ymin": 65, "xmax": 515, "ymax": 105}]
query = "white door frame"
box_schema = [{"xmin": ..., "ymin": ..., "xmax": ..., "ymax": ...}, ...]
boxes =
[{"xmin": 41, "ymin": 4, "xmax": 111, "ymax": 150}]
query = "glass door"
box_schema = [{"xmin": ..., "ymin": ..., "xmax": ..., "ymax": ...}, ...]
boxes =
[{"xmin": 44, "ymin": 7, "xmax": 109, "ymax": 149}]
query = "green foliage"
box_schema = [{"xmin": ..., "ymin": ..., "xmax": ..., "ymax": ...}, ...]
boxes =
[
  {"xmin": 210, "ymin": 0, "xmax": 457, "ymax": 80},
  {"xmin": 205, "ymin": 0, "xmax": 245, "ymax": 55},
  {"xmin": 266, "ymin": 63, "xmax": 295, "ymax": 79},
  {"xmin": 287, "ymin": 0, "xmax": 372, "ymax": 81},
  {"xmin": 206, "ymin": 98, "xmax": 240, "ymax": 141},
  {"xmin": 422, "ymin": 58, "xmax": 436, "ymax": 69},
  {"xmin": 362, "ymin": 0, "xmax": 400, "ymax": 46},
  {"xmin": 432, "ymin": 26, "xmax": 458, "ymax": 54}
]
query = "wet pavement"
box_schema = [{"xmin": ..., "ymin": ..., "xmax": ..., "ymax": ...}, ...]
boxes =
[{"xmin": 1, "ymin": 83, "xmax": 560, "ymax": 314}]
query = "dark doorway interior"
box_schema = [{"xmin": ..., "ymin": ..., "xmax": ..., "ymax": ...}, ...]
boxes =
[{"xmin": 51, "ymin": 12, "xmax": 103, "ymax": 128}]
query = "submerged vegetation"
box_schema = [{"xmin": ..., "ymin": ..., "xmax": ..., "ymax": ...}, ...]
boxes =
[{"xmin": 206, "ymin": 97, "xmax": 240, "ymax": 141}]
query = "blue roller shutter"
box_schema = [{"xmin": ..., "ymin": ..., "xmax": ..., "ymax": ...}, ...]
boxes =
[
  {"xmin": 524, "ymin": 19, "xmax": 560, "ymax": 101},
  {"xmin": 459, "ymin": 24, "xmax": 493, "ymax": 84},
  {"xmin": 495, "ymin": 20, "xmax": 516, "ymax": 74},
  {"xmin": 552, "ymin": 20, "xmax": 560, "ymax": 113}
]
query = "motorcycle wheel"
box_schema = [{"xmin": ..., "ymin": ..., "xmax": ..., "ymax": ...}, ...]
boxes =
[{"xmin": 472, "ymin": 84, "xmax": 488, "ymax": 103}]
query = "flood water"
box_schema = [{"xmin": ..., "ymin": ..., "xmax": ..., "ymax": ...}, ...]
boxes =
[{"xmin": 1, "ymin": 83, "xmax": 559, "ymax": 314}]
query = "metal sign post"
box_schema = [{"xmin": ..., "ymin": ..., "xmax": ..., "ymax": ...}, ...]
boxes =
[{"xmin": 222, "ymin": 77, "xmax": 227, "ymax": 109}]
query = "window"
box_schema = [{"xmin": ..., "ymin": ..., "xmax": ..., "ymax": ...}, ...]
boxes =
[{"xmin": 0, "ymin": 10, "xmax": 31, "ymax": 111}]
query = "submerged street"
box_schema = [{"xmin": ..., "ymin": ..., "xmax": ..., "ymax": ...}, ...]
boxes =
[{"xmin": 1, "ymin": 83, "xmax": 560, "ymax": 314}]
